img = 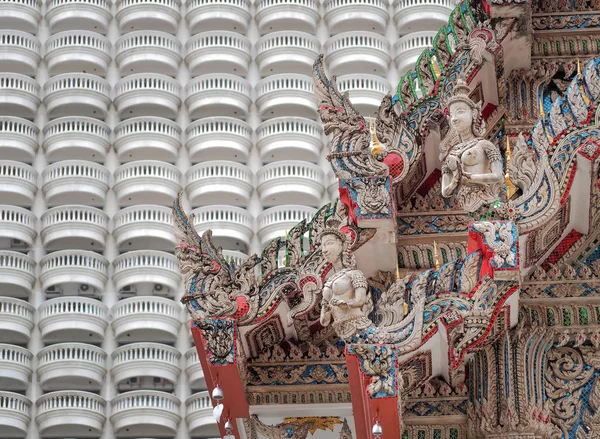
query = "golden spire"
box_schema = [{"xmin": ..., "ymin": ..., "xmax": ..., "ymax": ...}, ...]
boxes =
[
  {"xmin": 369, "ymin": 119, "xmax": 385, "ymax": 155},
  {"xmin": 433, "ymin": 241, "xmax": 441, "ymax": 270},
  {"xmin": 505, "ymin": 136, "xmax": 516, "ymax": 199},
  {"xmin": 539, "ymin": 98, "xmax": 554, "ymax": 144},
  {"xmin": 578, "ymin": 58, "xmax": 582, "ymax": 77},
  {"xmin": 431, "ymin": 55, "xmax": 441, "ymax": 78}
]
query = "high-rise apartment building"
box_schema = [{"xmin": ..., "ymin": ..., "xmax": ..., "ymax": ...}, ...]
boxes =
[{"xmin": 0, "ymin": 0, "xmax": 454, "ymax": 437}]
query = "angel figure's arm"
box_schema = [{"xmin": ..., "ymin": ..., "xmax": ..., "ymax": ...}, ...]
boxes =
[
  {"xmin": 467, "ymin": 141, "xmax": 504, "ymax": 184},
  {"xmin": 320, "ymin": 284, "xmax": 333, "ymax": 326},
  {"xmin": 347, "ymin": 271, "xmax": 368, "ymax": 308}
]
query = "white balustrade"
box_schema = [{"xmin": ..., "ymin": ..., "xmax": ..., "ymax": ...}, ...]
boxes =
[
  {"xmin": 111, "ymin": 296, "xmax": 182, "ymax": 342},
  {"xmin": 0, "ymin": 391, "xmax": 31, "ymax": 437},
  {"xmin": 38, "ymin": 297, "xmax": 108, "ymax": 343},
  {"xmin": 116, "ymin": 31, "xmax": 182, "ymax": 77},
  {"xmin": 185, "ymin": 347, "xmax": 205, "ymax": 391},
  {"xmin": 257, "ymin": 161, "xmax": 324, "ymax": 207},
  {"xmin": 39, "ymin": 249, "xmax": 109, "ymax": 292},
  {"xmin": 191, "ymin": 205, "xmax": 253, "ymax": 253},
  {"xmin": 111, "ymin": 390, "xmax": 181, "ymax": 437},
  {"xmin": 256, "ymin": 116, "xmax": 323, "ymax": 162},
  {"xmin": 185, "ymin": 117, "xmax": 252, "ymax": 162},
  {"xmin": 46, "ymin": 0, "xmax": 112, "ymax": 34},
  {"xmin": 113, "ymin": 160, "xmax": 182, "ymax": 206},
  {"xmin": 41, "ymin": 160, "xmax": 110, "ymax": 206},
  {"xmin": 324, "ymin": 0, "xmax": 389, "ymax": 34},
  {"xmin": 255, "ymin": 31, "xmax": 320, "ymax": 76},
  {"xmin": 0, "ymin": 251, "xmax": 35, "ymax": 298},
  {"xmin": 186, "ymin": 391, "xmax": 218, "ymax": 437},
  {"xmin": 393, "ymin": 0, "xmax": 454, "ymax": 33},
  {"xmin": 112, "ymin": 342, "xmax": 181, "ymax": 386},
  {"xmin": 185, "ymin": 0, "xmax": 251, "ymax": 35},
  {"xmin": 0, "ymin": 73, "xmax": 40, "ymax": 118},
  {"xmin": 43, "ymin": 73, "xmax": 111, "ymax": 119},
  {"xmin": 0, "ymin": 116, "xmax": 38, "ymax": 162},
  {"xmin": 41, "ymin": 205, "xmax": 109, "ymax": 251},
  {"xmin": 0, "ymin": 31, "xmax": 40, "ymax": 76},
  {"xmin": 185, "ymin": 31, "xmax": 250, "ymax": 77},
  {"xmin": 186, "ymin": 160, "xmax": 253, "ymax": 207},
  {"xmin": 0, "ymin": 298, "xmax": 34, "ymax": 344},
  {"xmin": 42, "ymin": 116, "xmax": 110, "ymax": 162},
  {"xmin": 325, "ymin": 31, "xmax": 391, "ymax": 76},
  {"xmin": 0, "ymin": 161, "xmax": 36, "ymax": 206},
  {"xmin": 116, "ymin": 0, "xmax": 181, "ymax": 34},
  {"xmin": 257, "ymin": 205, "xmax": 316, "ymax": 247},
  {"xmin": 336, "ymin": 73, "xmax": 390, "ymax": 117},
  {"xmin": 45, "ymin": 31, "xmax": 111, "ymax": 76},
  {"xmin": 114, "ymin": 73, "xmax": 181, "ymax": 119},
  {"xmin": 255, "ymin": 0, "xmax": 319, "ymax": 34},
  {"xmin": 0, "ymin": 344, "xmax": 32, "ymax": 391},
  {"xmin": 113, "ymin": 205, "xmax": 176, "ymax": 251},
  {"xmin": 0, "ymin": 0, "xmax": 41, "ymax": 33},
  {"xmin": 114, "ymin": 116, "xmax": 181, "ymax": 162},
  {"xmin": 0, "ymin": 205, "xmax": 36, "ymax": 249},
  {"xmin": 394, "ymin": 31, "xmax": 437, "ymax": 77},
  {"xmin": 185, "ymin": 73, "xmax": 251, "ymax": 120},
  {"xmin": 255, "ymin": 74, "xmax": 316, "ymax": 120},
  {"xmin": 112, "ymin": 250, "xmax": 181, "ymax": 293}
]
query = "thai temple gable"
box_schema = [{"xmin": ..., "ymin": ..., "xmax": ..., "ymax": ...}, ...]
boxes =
[{"xmin": 174, "ymin": 1, "xmax": 600, "ymax": 438}]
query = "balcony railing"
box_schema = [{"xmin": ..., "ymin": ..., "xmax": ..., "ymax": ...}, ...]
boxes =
[
  {"xmin": 112, "ymin": 342, "xmax": 181, "ymax": 386},
  {"xmin": 324, "ymin": 31, "xmax": 391, "ymax": 76},
  {"xmin": 38, "ymin": 297, "xmax": 108, "ymax": 343},
  {"xmin": 0, "ymin": 298, "xmax": 34, "ymax": 344},
  {"xmin": 0, "ymin": 391, "xmax": 31, "ymax": 438},
  {"xmin": 185, "ymin": 117, "xmax": 251, "ymax": 162},
  {"xmin": 185, "ymin": 73, "xmax": 251, "ymax": 120},
  {"xmin": 186, "ymin": 160, "xmax": 252, "ymax": 207},
  {"xmin": 0, "ymin": 116, "xmax": 38, "ymax": 163},
  {"xmin": 256, "ymin": 116, "xmax": 323, "ymax": 162},
  {"xmin": 255, "ymin": 74, "xmax": 316, "ymax": 120},
  {"xmin": 0, "ymin": 251, "xmax": 35, "ymax": 299},
  {"xmin": 257, "ymin": 205, "xmax": 316, "ymax": 247},
  {"xmin": 255, "ymin": 31, "xmax": 319, "ymax": 76},
  {"xmin": 116, "ymin": 0, "xmax": 181, "ymax": 34},
  {"xmin": 185, "ymin": 0, "xmax": 251, "ymax": 35},
  {"xmin": 0, "ymin": 205, "xmax": 36, "ymax": 250},
  {"xmin": 39, "ymin": 249, "xmax": 109, "ymax": 293},
  {"xmin": 222, "ymin": 250, "xmax": 248, "ymax": 266},
  {"xmin": 36, "ymin": 390, "xmax": 106, "ymax": 438},
  {"xmin": 41, "ymin": 160, "xmax": 110, "ymax": 206},
  {"xmin": 46, "ymin": 0, "xmax": 112, "ymax": 34},
  {"xmin": 394, "ymin": 31, "xmax": 437, "ymax": 77},
  {"xmin": 191, "ymin": 205, "xmax": 253, "ymax": 253},
  {"xmin": 185, "ymin": 31, "xmax": 250, "ymax": 77},
  {"xmin": 0, "ymin": 0, "xmax": 42, "ymax": 33},
  {"xmin": 45, "ymin": 31, "xmax": 111, "ymax": 77},
  {"xmin": 113, "ymin": 160, "xmax": 182, "ymax": 206},
  {"xmin": 111, "ymin": 390, "xmax": 181, "ymax": 437},
  {"xmin": 37, "ymin": 343, "xmax": 107, "ymax": 391},
  {"xmin": 336, "ymin": 73, "xmax": 390, "ymax": 117},
  {"xmin": 186, "ymin": 391, "xmax": 218, "ymax": 437},
  {"xmin": 327, "ymin": 171, "xmax": 339, "ymax": 201},
  {"xmin": 324, "ymin": 0, "xmax": 389, "ymax": 34},
  {"xmin": 41, "ymin": 205, "xmax": 109, "ymax": 251},
  {"xmin": 393, "ymin": 0, "xmax": 454, "ymax": 34},
  {"xmin": 42, "ymin": 116, "xmax": 110, "ymax": 163},
  {"xmin": 43, "ymin": 73, "xmax": 111, "ymax": 119},
  {"xmin": 114, "ymin": 116, "xmax": 181, "ymax": 163},
  {"xmin": 257, "ymin": 161, "xmax": 324, "ymax": 207},
  {"xmin": 0, "ymin": 30, "xmax": 41, "ymax": 76},
  {"xmin": 113, "ymin": 250, "xmax": 181, "ymax": 294},
  {"xmin": 0, "ymin": 344, "xmax": 32, "ymax": 391},
  {"xmin": 114, "ymin": 73, "xmax": 181, "ymax": 119},
  {"xmin": 111, "ymin": 296, "xmax": 182, "ymax": 342},
  {"xmin": 0, "ymin": 73, "xmax": 40, "ymax": 118},
  {"xmin": 255, "ymin": 0, "xmax": 319, "ymax": 34},
  {"xmin": 113, "ymin": 205, "xmax": 176, "ymax": 252},
  {"xmin": 116, "ymin": 31, "xmax": 182, "ymax": 77},
  {"xmin": 185, "ymin": 347, "xmax": 205, "ymax": 391},
  {"xmin": 0, "ymin": 161, "xmax": 36, "ymax": 206}
]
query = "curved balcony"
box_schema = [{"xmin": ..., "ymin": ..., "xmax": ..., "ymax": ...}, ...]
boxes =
[
  {"xmin": 0, "ymin": 73, "xmax": 40, "ymax": 118},
  {"xmin": 394, "ymin": 31, "xmax": 436, "ymax": 77},
  {"xmin": 115, "ymin": 73, "xmax": 181, "ymax": 119},
  {"xmin": 324, "ymin": 0, "xmax": 389, "ymax": 34},
  {"xmin": 41, "ymin": 205, "xmax": 109, "ymax": 251},
  {"xmin": 113, "ymin": 250, "xmax": 181, "ymax": 294},
  {"xmin": 325, "ymin": 32, "xmax": 391, "ymax": 76},
  {"xmin": 113, "ymin": 160, "xmax": 182, "ymax": 206},
  {"xmin": 42, "ymin": 117, "xmax": 110, "ymax": 162},
  {"xmin": 38, "ymin": 297, "xmax": 108, "ymax": 343},
  {"xmin": 42, "ymin": 160, "xmax": 110, "ymax": 207},
  {"xmin": 185, "ymin": 117, "xmax": 251, "ymax": 163},
  {"xmin": 186, "ymin": 0, "xmax": 251, "ymax": 34},
  {"xmin": 185, "ymin": 31, "xmax": 250, "ymax": 77},
  {"xmin": 257, "ymin": 161, "xmax": 324, "ymax": 207},
  {"xmin": 0, "ymin": 345, "xmax": 32, "ymax": 391},
  {"xmin": 113, "ymin": 205, "xmax": 176, "ymax": 252},
  {"xmin": 0, "ymin": 161, "xmax": 36, "ymax": 206},
  {"xmin": 256, "ymin": 117, "xmax": 323, "ymax": 162},
  {"xmin": 43, "ymin": 73, "xmax": 111, "ymax": 119},
  {"xmin": 255, "ymin": 0, "xmax": 319, "ymax": 34},
  {"xmin": 116, "ymin": 0, "xmax": 181, "ymax": 34},
  {"xmin": 336, "ymin": 73, "xmax": 390, "ymax": 117},
  {"xmin": 111, "ymin": 390, "xmax": 181, "ymax": 438},
  {"xmin": 186, "ymin": 161, "xmax": 252, "ymax": 207},
  {"xmin": 0, "ymin": 31, "xmax": 40, "ymax": 76},
  {"xmin": 256, "ymin": 74, "xmax": 316, "ymax": 120},
  {"xmin": 0, "ymin": 205, "xmax": 36, "ymax": 249},
  {"xmin": 255, "ymin": 31, "xmax": 319, "ymax": 77},
  {"xmin": 191, "ymin": 205, "xmax": 253, "ymax": 253},
  {"xmin": 0, "ymin": 298, "xmax": 34, "ymax": 344},
  {"xmin": 223, "ymin": 250, "xmax": 248, "ymax": 266},
  {"xmin": 36, "ymin": 391, "xmax": 106, "ymax": 438},
  {"xmin": 328, "ymin": 171, "xmax": 339, "ymax": 201},
  {"xmin": 393, "ymin": 0, "xmax": 454, "ymax": 33},
  {"xmin": 185, "ymin": 74, "xmax": 251, "ymax": 120},
  {"xmin": 112, "ymin": 343, "xmax": 181, "ymax": 387},
  {"xmin": 186, "ymin": 391, "xmax": 218, "ymax": 437},
  {"xmin": 37, "ymin": 343, "xmax": 107, "ymax": 391},
  {"xmin": 185, "ymin": 347, "xmax": 205, "ymax": 391},
  {"xmin": 39, "ymin": 250, "xmax": 109, "ymax": 293},
  {"xmin": 0, "ymin": 251, "xmax": 35, "ymax": 299},
  {"xmin": 116, "ymin": 31, "xmax": 182, "ymax": 77},
  {"xmin": 0, "ymin": 0, "xmax": 41, "ymax": 33},
  {"xmin": 257, "ymin": 205, "xmax": 316, "ymax": 247},
  {"xmin": 112, "ymin": 296, "xmax": 182, "ymax": 343},
  {"xmin": 0, "ymin": 391, "xmax": 31, "ymax": 438},
  {"xmin": 46, "ymin": 0, "xmax": 112, "ymax": 34},
  {"xmin": 45, "ymin": 31, "xmax": 111, "ymax": 77},
  {"xmin": 0, "ymin": 117, "xmax": 38, "ymax": 162},
  {"xmin": 114, "ymin": 117, "xmax": 181, "ymax": 163}
]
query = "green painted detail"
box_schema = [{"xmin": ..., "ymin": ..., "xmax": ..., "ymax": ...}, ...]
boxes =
[
  {"xmin": 580, "ymin": 307, "xmax": 589, "ymax": 325},
  {"xmin": 547, "ymin": 308, "xmax": 555, "ymax": 326},
  {"xmin": 563, "ymin": 308, "xmax": 571, "ymax": 326}
]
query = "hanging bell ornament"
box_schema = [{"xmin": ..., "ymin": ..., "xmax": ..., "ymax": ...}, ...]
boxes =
[
  {"xmin": 372, "ymin": 421, "xmax": 383, "ymax": 438},
  {"xmin": 224, "ymin": 419, "xmax": 234, "ymax": 432},
  {"xmin": 212, "ymin": 385, "xmax": 224, "ymax": 401}
]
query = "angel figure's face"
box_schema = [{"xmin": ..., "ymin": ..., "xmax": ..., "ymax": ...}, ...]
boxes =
[
  {"xmin": 449, "ymin": 101, "xmax": 473, "ymax": 136},
  {"xmin": 322, "ymin": 233, "xmax": 343, "ymax": 264}
]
